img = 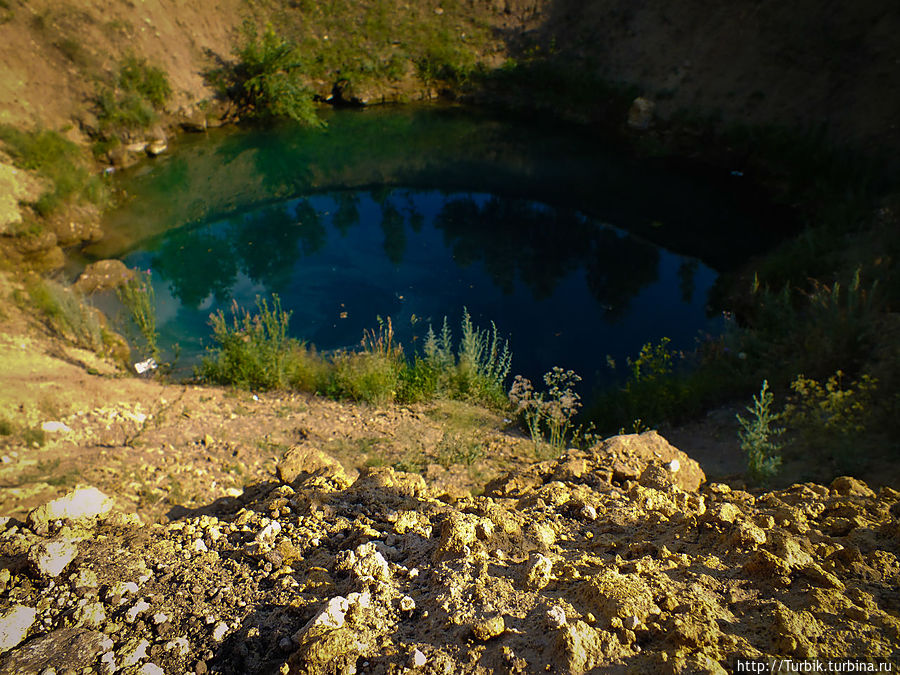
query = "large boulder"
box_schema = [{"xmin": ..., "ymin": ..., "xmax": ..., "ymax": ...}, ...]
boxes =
[
  {"xmin": 73, "ymin": 259, "xmax": 135, "ymax": 294},
  {"xmin": 485, "ymin": 431, "xmax": 705, "ymax": 500},
  {"xmin": 276, "ymin": 443, "xmax": 349, "ymax": 485},
  {"xmin": 0, "ymin": 628, "xmax": 111, "ymax": 673},
  {"xmin": 593, "ymin": 431, "xmax": 706, "ymax": 492},
  {"xmin": 27, "ymin": 486, "xmax": 114, "ymax": 535}
]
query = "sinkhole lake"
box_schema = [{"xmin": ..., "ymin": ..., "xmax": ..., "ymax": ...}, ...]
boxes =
[{"xmin": 86, "ymin": 105, "xmax": 786, "ymax": 388}]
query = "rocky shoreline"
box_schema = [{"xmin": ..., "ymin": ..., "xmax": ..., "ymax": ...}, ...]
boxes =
[{"xmin": 1, "ymin": 432, "xmax": 897, "ymax": 674}]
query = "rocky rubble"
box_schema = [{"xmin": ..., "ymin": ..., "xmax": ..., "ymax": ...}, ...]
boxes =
[{"xmin": 0, "ymin": 432, "xmax": 898, "ymax": 674}]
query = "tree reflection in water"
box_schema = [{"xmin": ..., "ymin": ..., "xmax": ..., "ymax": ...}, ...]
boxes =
[{"xmin": 152, "ymin": 189, "xmax": 677, "ymax": 318}]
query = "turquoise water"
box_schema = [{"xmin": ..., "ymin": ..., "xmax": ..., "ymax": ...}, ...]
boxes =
[{"xmin": 87, "ymin": 105, "xmax": 784, "ymax": 387}]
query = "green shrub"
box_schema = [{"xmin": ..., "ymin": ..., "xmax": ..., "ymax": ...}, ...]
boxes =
[
  {"xmin": 744, "ymin": 269, "xmax": 878, "ymax": 375},
  {"xmin": 118, "ymin": 55, "xmax": 171, "ymax": 109},
  {"xmin": 736, "ymin": 380, "xmax": 784, "ymax": 484},
  {"xmin": 783, "ymin": 370, "xmax": 877, "ymax": 467},
  {"xmin": 200, "ymin": 294, "xmax": 300, "ymax": 390},
  {"xmin": 590, "ymin": 338, "xmax": 688, "ymax": 430},
  {"xmin": 627, "ymin": 337, "xmax": 674, "ymax": 383},
  {"xmin": 95, "ymin": 88, "xmax": 156, "ymax": 131},
  {"xmin": 231, "ymin": 22, "xmax": 322, "ymax": 127},
  {"xmin": 397, "ymin": 356, "xmax": 439, "ymax": 403},
  {"xmin": 416, "ymin": 308, "xmax": 511, "ymax": 407},
  {"xmin": 328, "ymin": 351, "xmax": 400, "ymax": 405},
  {"xmin": 285, "ymin": 345, "xmax": 331, "ymax": 392},
  {"xmin": 416, "ymin": 35, "xmax": 477, "ymax": 87}
]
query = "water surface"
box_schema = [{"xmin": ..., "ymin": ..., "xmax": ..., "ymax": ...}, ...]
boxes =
[{"xmin": 87, "ymin": 105, "xmax": 784, "ymax": 387}]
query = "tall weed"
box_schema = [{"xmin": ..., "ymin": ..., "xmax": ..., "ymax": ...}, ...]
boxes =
[
  {"xmin": 116, "ymin": 270, "xmax": 159, "ymax": 361},
  {"xmin": 736, "ymin": 380, "xmax": 784, "ymax": 484},
  {"xmin": 416, "ymin": 308, "xmax": 511, "ymax": 407},
  {"xmin": 509, "ymin": 368, "xmax": 582, "ymax": 454},
  {"xmin": 741, "ymin": 268, "xmax": 878, "ymax": 378}
]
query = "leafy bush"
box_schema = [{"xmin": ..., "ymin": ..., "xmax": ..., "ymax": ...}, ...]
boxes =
[
  {"xmin": 627, "ymin": 337, "xmax": 674, "ymax": 383},
  {"xmin": 230, "ymin": 22, "xmax": 322, "ymax": 127},
  {"xmin": 783, "ymin": 370, "xmax": 877, "ymax": 468},
  {"xmin": 95, "ymin": 88, "xmax": 156, "ymax": 132},
  {"xmin": 397, "ymin": 356, "xmax": 440, "ymax": 403},
  {"xmin": 588, "ymin": 338, "xmax": 688, "ymax": 431},
  {"xmin": 200, "ymin": 295, "xmax": 300, "ymax": 390},
  {"xmin": 736, "ymin": 380, "xmax": 784, "ymax": 484},
  {"xmin": 418, "ymin": 309, "xmax": 511, "ymax": 407},
  {"xmin": 118, "ymin": 55, "xmax": 172, "ymax": 109}
]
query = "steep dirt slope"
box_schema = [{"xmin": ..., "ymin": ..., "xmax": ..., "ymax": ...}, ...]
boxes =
[
  {"xmin": 2, "ymin": 0, "xmax": 898, "ymax": 160},
  {"xmin": 534, "ymin": 0, "xmax": 900, "ymax": 156},
  {"xmin": 0, "ymin": 0, "xmax": 245, "ymax": 136}
]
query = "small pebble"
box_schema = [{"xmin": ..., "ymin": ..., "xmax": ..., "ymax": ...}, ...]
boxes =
[
  {"xmin": 212, "ymin": 621, "xmax": 229, "ymax": 642},
  {"xmin": 410, "ymin": 649, "xmax": 427, "ymax": 668},
  {"xmin": 546, "ymin": 605, "xmax": 567, "ymax": 629}
]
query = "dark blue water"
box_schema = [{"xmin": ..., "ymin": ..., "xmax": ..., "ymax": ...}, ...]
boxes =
[{"xmin": 88, "ymin": 105, "xmax": 785, "ymax": 389}]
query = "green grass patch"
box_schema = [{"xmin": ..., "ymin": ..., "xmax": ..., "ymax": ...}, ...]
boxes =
[
  {"xmin": 26, "ymin": 277, "xmax": 115, "ymax": 355},
  {"xmin": 0, "ymin": 125, "xmax": 107, "ymax": 215},
  {"xmin": 214, "ymin": 3, "xmax": 495, "ymax": 118}
]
